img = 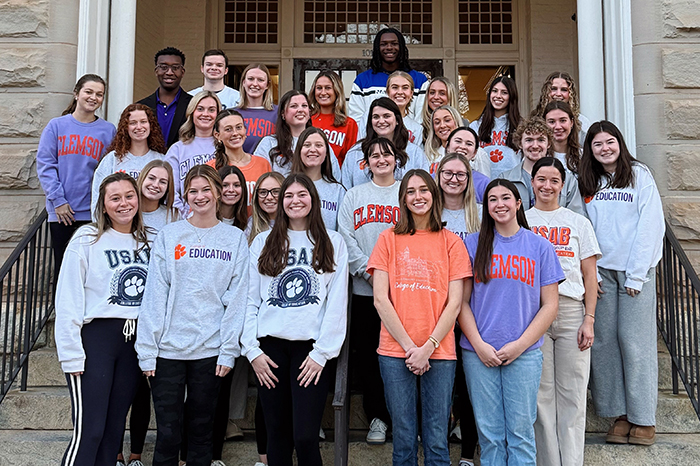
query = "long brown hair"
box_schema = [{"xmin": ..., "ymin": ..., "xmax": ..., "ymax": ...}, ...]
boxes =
[
  {"xmin": 136, "ymin": 159, "xmax": 177, "ymax": 223},
  {"xmin": 248, "ymin": 171, "xmax": 285, "ymax": 244},
  {"xmin": 473, "ymin": 179, "xmax": 529, "ymax": 284},
  {"xmin": 183, "ymin": 165, "xmax": 223, "ymax": 220},
  {"xmin": 258, "ymin": 174, "xmax": 335, "ymax": 276},
  {"xmin": 92, "ymin": 172, "xmax": 150, "ymax": 247},
  {"xmin": 291, "ymin": 127, "xmax": 337, "ymax": 183},
  {"xmin": 578, "ymin": 120, "xmax": 638, "ymax": 199},
  {"xmin": 475, "ymin": 76, "xmax": 521, "ymax": 150},
  {"xmin": 435, "ymin": 153, "xmax": 480, "ymax": 234},
  {"xmin": 271, "ymin": 90, "xmax": 312, "ymax": 167},
  {"xmin": 309, "ymin": 71, "xmax": 348, "ymax": 126},
  {"xmin": 105, "ymin": 104, "xmax": 166, "ymax": 161},
  {"xmin": 360, "ymin": 98, "xmax": 409, "ymax": 154},
  {"xmin": 62, "ymin": 74, "xmax": 107, "ymax": 116},
  {"xmin": 533, "ymin": 71, "xmax": 581, "ymax": 117},
  {"xmin": 218, "ymin": 165, "xmax": 248, "ymax": 230},
  {"xmin": 543, "ymin": 101, "xmax": 581, "ymax": 172},
  {"xmin": 212, "ymin": 108, "xmax": 246, "ymax": 169},
  {"xmin": 394, "ymin": 169, "xmax": 443, "ymax": 235}
]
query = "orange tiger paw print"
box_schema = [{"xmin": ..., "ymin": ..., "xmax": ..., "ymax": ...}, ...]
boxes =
[{"xmin": 175, "ymin": 244, "xmax": 186, "ymax": 260}]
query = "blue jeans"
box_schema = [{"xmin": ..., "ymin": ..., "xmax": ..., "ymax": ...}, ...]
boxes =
[
  {"xmin": 462, "ymin": 348, "xmax": 543, "ymax": 466},
  {"xmin": 379, "ymin": 355, "xmax": 456, "ymax": 466}
]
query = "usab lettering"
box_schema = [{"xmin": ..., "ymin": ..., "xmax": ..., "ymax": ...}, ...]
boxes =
[
  {"xmin": 532, "ymin": 225, "xmax": 574, "ymax": 258},
  {"xmin": 353, "ymin": 204, "xmax": 401, "ymax": 230},
  {"xmin": 104, "ymin": 248, "xmax": 151, "ymax": 269},
  {"xmin": 104, "ymin": 248, "xmax": 150, "ymax": 306}
]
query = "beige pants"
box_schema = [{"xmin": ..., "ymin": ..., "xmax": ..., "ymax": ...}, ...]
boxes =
[{"xmin": 535, "ymin": 296, "xmax": 590, "ymax": 466}]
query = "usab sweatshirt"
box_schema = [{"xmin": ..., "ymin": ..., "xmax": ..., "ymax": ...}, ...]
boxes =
[
  {"xmin": 341, "ymin": 141, "xmax": 430, "ymax": 189},
  {"xmin": 36, "ymin": 114, "xmax": 116, "ymax": 222},
  {"xmin": 55, "ymin": 225, "xmax": 151, "ymax": 373},
  {"xmin": 338, "ymin": 180, "xmax": 401, "ymax": 296},
  {"xmin": 242, "ymin": 229, "xmax": 349, "ymax": 367},
  {"xmin": 135, "ymin": 220, "xmax": 249, "ymax": 371},
  {"xmin": 584, "ymin": 163, "xmax": 664, "ymax": 290}
]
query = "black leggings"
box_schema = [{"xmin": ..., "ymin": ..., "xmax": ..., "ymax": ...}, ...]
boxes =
[
  {"xmin": 50, "ymin": 221, "xmax": 89, "ymax": 282},
  {"xmin": 257, "ymin": 337, "xmax": 331, "ymax": 466},
  {"xmin": 119, "ymin": 376, "xmax": 151, "ymax": 457},
  {"xmin": 150, "ymin": 357, "xmax": 221, "ymax": 466},
  {"xmin": 454, "ymin": 327, "xmax": 478, "ymax": 459}
]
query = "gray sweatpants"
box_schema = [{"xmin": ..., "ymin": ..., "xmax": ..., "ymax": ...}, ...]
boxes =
[{"xmin": 589, "ymin": 267, "xmax": 658, "ymax": 426}]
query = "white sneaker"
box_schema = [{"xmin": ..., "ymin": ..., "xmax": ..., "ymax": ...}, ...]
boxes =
[
  {"xmin": 127, "ymin": 461, "xmax": 144, "ymax": 466},
  {"xmin": 211, "ymin": 461, "xmax": 226, "ymax": 466},
  {"xmin": 458, "ymin": 460, "xmax": 475, "ymax": 466},
  {"xmin": 319, "ymin": 426, "xmax": 326, "ymax": 440},
  {"xmin": 366, "ymin": 417, "xmax": 388, "ymax": 444},
  {"xmin": 254, "ymin": 463, "xmax": 266, "ymax": 466},
  {"xmin": 450, "ymin": 422, "xmax": 462, "ymax": 441}
]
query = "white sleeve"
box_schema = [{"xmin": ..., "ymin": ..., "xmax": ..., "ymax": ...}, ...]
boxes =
[
  {"xmin": 347, "ymin": 81, "xmax": 366, "ymax": 123},
  {"xmin": 253, "ymin": 136, "xmax": 275, "ymax": 160},
  {"xmin": 309, "ymin": 236, "xmax": 349, "ymax": 366},
  {"xmin": 331, "ymin": 147, "xmax": 342, "ymax": 182},
  {"xmin": 217, "ymin": 234, "xmax": 250, "ymax": 368},
  {"xmin": 337, "ymin": 191, "xmax": 371, "ymax": 281},
  {"xmin": 409, "ymin": 79, "xmax": 430, "ymax": 120},
  {"xmin": 242, "ymin": 235, "xmax": 265, "ymax": 362},
  {"xmin": 54, "ymin": 238, "xmax": 88, "ymax": 373},
  {"xmin": 164, "ymin": 144, "xmax": 187, "ymax": 216},
  {"xmin": 90, "ymin": 153, "xmax": 115, "ymax": 221},
  {"xmin": 624, "ymin": 170, "xmax": 665, "ymax": 290},
  {"xmin": 474, "ymin": 148, "xmax": 492, "ymax": 178}
]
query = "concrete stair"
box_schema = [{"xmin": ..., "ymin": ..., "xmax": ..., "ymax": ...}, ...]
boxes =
[{"xmin": 1, "ymin": 336, "xmax": 699, "ymax": 465}]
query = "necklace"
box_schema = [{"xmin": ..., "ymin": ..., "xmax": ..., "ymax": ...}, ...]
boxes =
[
  {"xmin": 444, "ymin": 208, "xmax": 463, "ymax": 220},
  {"xmin": 529, "ymin": 207, "xmax": 563, "ymax": 227},
  {"xmin": 188, "ymin": 220, "xmax": 217, "ymax": 243}
]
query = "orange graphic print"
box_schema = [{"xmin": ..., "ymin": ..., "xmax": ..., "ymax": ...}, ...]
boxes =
[
  {"xmin": 584, "ymin": 195, "xmax": 594, "ymax": 204},
  {"xmin": 359, "ymin": 159, "xmax": 368, "ymax": 170},
  {"xmin": 490, "ymin": 149, "xmax": 503, "ymax": 163},
  {"xmin": 175, "ymin": 244, "xmax": 187, "ymax": 260}
]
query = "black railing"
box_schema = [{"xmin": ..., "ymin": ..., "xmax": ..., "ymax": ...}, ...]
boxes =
[
  {"xmin": 657, "ymin": 220, "xmax": 700, "ymax": 421},
  {"xmin": 0, "ymin": 210, "xmax": 54, "ymax": 403},
  {"xmin": 333, "ymin": 289, "xmax": 352, "ymax": 466}
]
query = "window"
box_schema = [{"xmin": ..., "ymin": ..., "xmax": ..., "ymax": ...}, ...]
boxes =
[
  {"xmin": 303, "ymin": 0, "xmax": 433, "ymax": 44},
  {"xmin": 458, "ymin": 0, "xmax": 513, "ymax": 45},
  {"xmin": 224, "ymin": 1, "xmax": 279, "ymax": 44}
]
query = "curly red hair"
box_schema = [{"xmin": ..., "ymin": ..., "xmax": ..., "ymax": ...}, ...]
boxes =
[{"xmin": 106, "ymin": 103, "xmax": 166, "ymax": 161}]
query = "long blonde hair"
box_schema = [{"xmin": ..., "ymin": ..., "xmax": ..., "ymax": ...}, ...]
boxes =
[
  {"xmin": 92, "ymin": 172, "xmax": 151, "ymax": 246},
  {"xmin": 435, "ymin": 153, "xmax": 480, "ymax": 234},
  {"xmin": 237, "ymin": 63, "xmax": 275, "ymax": 111},
  {"xmin": 309, "ymin": 70, "xmax": 348, "ymax": 127},
  {"xmin": 386, "ymin": 71, "xmax": 415, "ymax": 117},
  {"xmin": 178, "ymin": 91, "xmax": 221, "ymax": 144},
  {"xmin": 248, "ymin": 171, "xmax": 285, "ymax": 245},
  {"xmin": 425, "ymin": 105, "xmax": 462, "ymax": 163},
  {"xmin": 421, "ymin": 77, "xmax": 459, "ymax": 145}
]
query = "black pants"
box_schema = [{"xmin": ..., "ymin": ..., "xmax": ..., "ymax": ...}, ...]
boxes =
[
  {"xmin": 150, "ymin": 356, "xmax": 221, "ymax": 466},
  {"xmin": 257, "ymin": 337, "xmax": 331, "ymax": 466},
  {"xmin": 119, "ymin": 375, "xmax": 151, "ymax": 456},
  {"xmin": 454, "ymin": 327, "xmax": 478, "ymax": 459},
  {"xmin": 349, "ymin": 294, "xmax": 390, "ymax": 424},
  {"xmin": 50, "ymin": 221, "xmax": 88, "ymax": 283},
  {"xmin": 61, "ymin": 319, "xmax": 141, "ymax": 466}
]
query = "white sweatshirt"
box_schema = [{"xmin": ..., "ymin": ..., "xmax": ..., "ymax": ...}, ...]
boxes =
[
  {"xmin": 469, "ymin": 115, "xmax": 519, "ymax": 179},
  {"xmin": 341, "ymin": 141, "xmax": 430, "ymax": 188},
  {"xmin": 55, "ymin": 226, "xmax": 151, "ymax": 373},
  {"xmin": 584, "ymin": 163, "xmax": 665, "ymax": 290},
  {"xmin": 314, "ymin": 178, "xmax": 346, "ymax": 231},
  {"xmin": 242, "ymin": 229, "xmax": 349, "ymax": 367},
  {"xmin": 135, "ymin": 220, "xmax": 249, "ymax": 371},
  {"xmin": 90, "ymin": 150, "xmax": 164, "ymax": 220}
]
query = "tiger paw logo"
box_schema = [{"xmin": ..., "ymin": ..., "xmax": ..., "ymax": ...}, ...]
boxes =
[
  {"xmin": 359, "ymin": 159, "xmax": 368, "ymax": 170},
  {"xmin": 175, "ymin": 244, "xmax": 187, "ymax": 260},
  {"xmin": 584, "ymin": 195, "xmax": 594, "ymax": 204},
  {"xmin": 108, "ymin": 266, "xmax": 148, "ymax": 306},
  {"xmin": 490, "ymin": 149, "xmax": 504, "ymax": 163},
  {"xmin": 286, "ymin": 278, "xmax": 304, "ymax": 299}
]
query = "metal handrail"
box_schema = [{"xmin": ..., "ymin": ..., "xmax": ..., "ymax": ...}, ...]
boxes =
[
  {"xmin": 657, "ymin": 220, "xmax": 700, "ymax": 420},
  {"xmin": 333, "ymin": 289, "xmax": 352, "ymax": 466},
  {"xmin": 0, "ymin": 209, "xmax": 54, "ymax": 404}
]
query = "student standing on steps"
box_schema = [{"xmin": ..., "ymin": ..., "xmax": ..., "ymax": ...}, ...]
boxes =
[
  {"xmin": 543, "ymin": 101, "xmax": 582, "ymax": 174},
  {"xmin": 578, "ymin": 121, "xmax": 665, "ymax": 447},
  {"xmin": 90, "ymin": 103, "xmax": 165, "ymax": 220},
  {"xmin": 243, "ymin": 173, "xmax": 348, "ymax": 466},
  {"xmin": 526, "ymin": 157, "xmax": 601, "ymax": 466},
  {"xmin": 37, "ymin": 74, "xmax": 116, "ymax": 281},
  {"xmin": 444, "ymin": 127, "xmax": 491, "ymax": 202},
  {"xmin": 235, "ymin": 64, "xmax": 278, "ymax": 154},
  {"xmin": 532, "ymin": 72, "xmax": 590, "ymax": 148},
  {"xmin": 424, "ymin": 105, "xmax": 462, "ymax": 174},
  {"xmin": 136, "ymin": 165, "xmax": 249, "ymax": 466},
  {"xmin": 338, "ymin": 137, "xmax": 405, "ymax": 446},
  {"xmin": 189, "ymin": 49, "xmax": 240, "ymax": 109},
  {"xmin": 56, "ymin": 172, "xmax": 151, "ymax": 466},
  {"xmin": 420, "ymin": 77, "xmax": 460, "ymax": 147}
]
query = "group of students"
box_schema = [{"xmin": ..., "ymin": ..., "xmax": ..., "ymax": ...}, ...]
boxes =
[{"xmin": 38, "ymin": 27, "xmax": 664, "ymax": 466}]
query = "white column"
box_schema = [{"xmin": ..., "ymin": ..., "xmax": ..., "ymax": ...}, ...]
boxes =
[
  {"xmin": 603, "ymin": 0, "xmax": 636, "ymax": 148},
  {"xmin": 577, "ymin": 0, "xmax": 606, "ymax": 122},
  {"xmin": 107, "ymin": 0, "xmax": 137, "ymax": 125},
  {"xmin": 76, "ymin": 0, "xmax": 110, "ymax": 118}
]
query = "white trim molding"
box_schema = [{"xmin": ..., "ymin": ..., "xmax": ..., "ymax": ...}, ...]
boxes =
[
  {"xmin": 577, "ymin": 0, "xmax": 606, "ymax": 122},
  {"xmin": 107, "ymin": 0, "xmax": 137, "ymax": 124}
]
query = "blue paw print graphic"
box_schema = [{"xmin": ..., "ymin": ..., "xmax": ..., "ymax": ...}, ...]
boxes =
[
  {"xmin": 285, "ymin": 278, "xmax": 303, "ymax": 299},
  {"xmin": 124, "ymin": 276, "xmax": 145, "ymax": 297}
]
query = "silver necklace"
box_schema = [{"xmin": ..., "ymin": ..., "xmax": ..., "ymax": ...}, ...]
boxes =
[{"xmin": 188, "ymin": 220, "xmax": 217, "ymax": 243}]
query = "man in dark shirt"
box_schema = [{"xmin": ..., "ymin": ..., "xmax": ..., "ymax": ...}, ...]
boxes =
[{"xmin": 138, "ymin": 47, "xmax": 193, "ymax": 148}]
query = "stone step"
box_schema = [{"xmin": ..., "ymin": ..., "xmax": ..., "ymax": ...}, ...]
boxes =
[
  {"xmin": 26, "ymin": 348, "xmax": 64, "ymax": 387},
  {"xmin": 1, "ymin": 430, "xmax": 700, "ymax": 466}
]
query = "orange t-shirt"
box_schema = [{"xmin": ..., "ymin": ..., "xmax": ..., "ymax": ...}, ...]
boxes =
[
  {"xmin": 367, "ymin": 228, "xmax": 472, "ymax": 360},
  {"xmin": 207, "ymin": 154, "xmax": 272, "ymax": 214}
]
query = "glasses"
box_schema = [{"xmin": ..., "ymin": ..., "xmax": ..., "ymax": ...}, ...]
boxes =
[
  {"xmin": 257, "ymin": 188, "xmax": 280, "ymax": 199},
  {"xmin": 156, "ymin": 64, "xmax": 184, "ymax": 73},
  {"xmin": 440, "ymin": 170, "xmax": 468, "ymax": 182}
]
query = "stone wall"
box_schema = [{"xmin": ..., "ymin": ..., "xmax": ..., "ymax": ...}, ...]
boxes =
[
  {"xmin": 0, "ymin": 0, "xmax": 79, "ymax": 264},
  {"xmin": 632, "ymin": 0, "xmax": 700, "ymax": 267}
]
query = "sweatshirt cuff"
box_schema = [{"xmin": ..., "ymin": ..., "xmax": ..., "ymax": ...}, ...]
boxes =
[
  {"xmin": 61, "ymin": 359, "xmax": 84, "ymax": 373},
  {"xmin": 246, "ymin": 347, "xmax": 264, "ymax": 364},
  {"xmin": 52, "ymin": 197, "xmax": 68, "ymax": 209},
  {"xmin": 624, "ymin": 277, "xmax": 644, "ymax": 292},
  {"xmin": 362, "ymin": 271, "xmax": 372, "ymax": 282},
  {"xmin": 217, "ymin": 354, "xmax": 235, "ymax": 369},
  {"xmin": 139, "ymin": 358, "xmax": 157, "ymax": 372},
  {"xmin": 309, "ymin": 349, "xmax": 328, "ymax": 367}
]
